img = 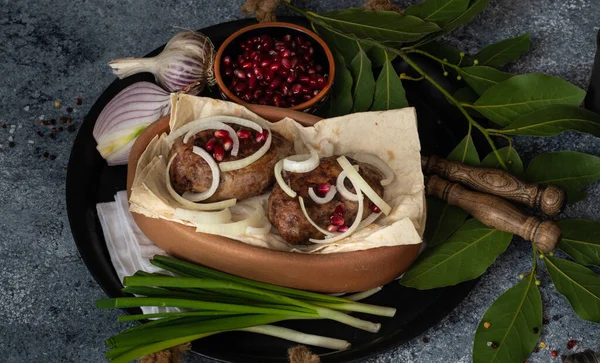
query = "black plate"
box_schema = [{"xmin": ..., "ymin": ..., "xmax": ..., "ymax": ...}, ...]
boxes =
[{"xmin": 66, "ymin": 16, "xmax": 480, "ymax": 363}]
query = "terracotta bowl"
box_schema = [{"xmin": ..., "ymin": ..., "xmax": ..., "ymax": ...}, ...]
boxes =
[
  {"xmin": 214, "ymin": 22, "xmax": 335, "ymax": 112},
  {"xmin": 126, "ymin": 105, "xmax": 421, "ymax": 293}
]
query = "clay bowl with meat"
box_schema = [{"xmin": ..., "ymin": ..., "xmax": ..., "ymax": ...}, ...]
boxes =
[{"xmin": 126, "ymin": 104, "xmax": 422, "ymax": 293}]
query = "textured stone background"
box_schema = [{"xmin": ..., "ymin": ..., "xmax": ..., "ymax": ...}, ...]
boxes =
[{"xmin": 1, "ymin": 0, "xmax": 599, "ymax": 362}]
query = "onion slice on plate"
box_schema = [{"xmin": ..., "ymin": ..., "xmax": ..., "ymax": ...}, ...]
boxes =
[
  {"xmin": 274, "ymin": 160, "xmax": 297, "ymax": 198},
  {"xmin": 165, "ymin": 154, "xmax": 236, "ymax": 210},
  {"xmin": 299, "ymin": 197, "xmax": 335, "ymax": 237},
  {"xmin": 173, "ymin": 207, "xmax": 232, "ymax": 225},
  {"xmin": 283, "ymin": 145, "xmax": 319, "ymax": 173},
  {"xmin": 337, "ymin": 156, "xmax": 392, "ymax": 216},
  {"xmin": 350, "ymin": 153, "xmax": 395, "ymax": 186},
  {"xmin": 181, "ymin": 146, "xmax": 220, "ymax": 202},
  {"xmin": 308, "ymin": 186, "xmax": 337, "ymax": 204},
  {"xmin": 194, "ymin": 203, "xmax": 265, "ymax": 235},
  {"xmin": 336, "ymin": 170, "xmax": 359, "ymax": 202},
  {"xmin": 183, "ymin": 123, "xmax": 239, "ymax": 156},
  {"xmin": 220, "ymin": 128, "xmax": 271, "ymax": 172}
]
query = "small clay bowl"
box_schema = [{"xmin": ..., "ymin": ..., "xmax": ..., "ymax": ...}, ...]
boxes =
[
  {"xmin": 127, "ymin": 105, "xmax": 421, "ymax": 293},
  {"xmin": 214, "ymin": 22, "xmax": 335, "ymax": 112}
]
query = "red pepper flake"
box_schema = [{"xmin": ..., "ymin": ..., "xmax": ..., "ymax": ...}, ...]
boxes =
[
  {"xmin": 8, "ymin": 141, "xmax": 15, "ymax": 148},
  {"xmin": 551, "ymin": 350, "xmax": 558, "ymax": 357},
  {"xmin": 66, "ymin": 107, "xmax": 73, "ymax": 113},
  {"xmin": 1, "ymin": 123, "xmax": 6, "ymax": 129},
  {"xmin": 42, "ymin": 152, "xmax": 49, "ymax": 158},
  {"xmin": 76, "ymin": 97, "xmax": 83, "ymax": 105},
  {"xmin": 566, "ymin": 340, "xmax": 577, "ymax": 350}
]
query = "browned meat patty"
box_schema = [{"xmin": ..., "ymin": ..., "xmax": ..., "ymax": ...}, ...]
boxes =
[
  {"xmin": 268, "ymin": 156, "xmax": 384, "ymax": 245},
  {"xmin": 169, "ymin": 125, "xmax": 293, "ymax": 202}
]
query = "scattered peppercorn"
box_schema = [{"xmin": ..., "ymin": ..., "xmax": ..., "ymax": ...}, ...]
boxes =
[
  {"xmin": 66, "ymin": 107, "xmax": 73, "ymax": 113},
  {"xmin": 484, "ymin": 322, "xmax": 491, "ymax": 329},
  {"xmin": 49, "ymin": 154, "xmax": 56, "ymax": 160},
  {"xmin": 42, "ymin": 152, "xmax": 49, "ymax": 158},
  {"xmin": 422, "ymin": 336, "xmax": 430, "ymax": 343},
  {"xmin": 50, "ymin": 119, "xmax": 56, "ymax": 125},
  {"xmin": 566, "ymin": 340, "xmax": 577, "ymax": 350},
  {"xmin": 551, "ymin": 350, "xmax": 558, "ymax": 357},
  {"xmin": 48, "ymin": 133, "xmax": 56, "ymax": 140},
  {"xmin": 67, "ymin": 124, "xmax": 77, "ymax": 133},
  {"xmin": 58, "ymin": 127, "xmax": 63, "ymax": 132},
  {"xmin": 36, "ymin": 131, "xmax": 44, "ymax": 137},
  {"xmin": 8, "ymin": 141, "xmax": 15, "ymax": 148},
  {"xmin": 76, "ymin": 97, "xmax": 83, "ymax": 105},
  {"xmin": 552, "ymin": 315, "xmax": 562, "ymax": 321},
  {"xmin": 543, "ymin": 318, "xmax": 550, "ymax": 325},
  {"xmin": 532, "ymin": 327, "xmax": 539, "ymax": 334}
]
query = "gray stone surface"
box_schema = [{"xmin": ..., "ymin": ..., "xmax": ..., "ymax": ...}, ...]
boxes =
[{"xmin": 1, "ymin": 0, "xmax": 599, "ymax": 362}]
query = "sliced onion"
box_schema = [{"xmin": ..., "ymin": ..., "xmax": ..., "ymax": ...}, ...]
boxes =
[
  {"xmin": 183, "ymin": 122, "xmax": 239, "ymax": 157},
  {"xmin": 337, "ymin": 156, "xmax": 392, "ymax": 216},
  {"xmin": 246, "ymin": 217, "xmax": 272, "ymax": 235},
  {"xmin": 350, "ymin": 153, "xmax": 395, "ymax": 186},
  {"xmin": 173, "ymin": 207, "xmax": 232, "ymax": 225},
  {"xmin": 308, "ymin": 186, "xmax": 337, "ymax": 204},
  {"xmin": 283, "ymin": 145, "xmax": 319, "ymax": 173},
  {"xmin": 165, "ymin": 153, "xmax": 236, "ymax": 211},
  {"xmin": 167, "ymin": 115, "xmax": 263, "ymax": 145},
  {"xmin": 219, "ymin": 127, "xmax": 271, "ymax": 172},
  {"xmin": 180, "ymin": 146, "xmax": 220, "ymax": 202},
  {"xmin": 336, "ymin": 170, "xmax": 359, "ymax": 202},
  {"xmin": 194, "ymin": 203, "xmax": 265, "ymax": 235},
  {"xmin": 358, "ymin": 212, "xmax": 382, "ymax": 230},
  {"xmin": 274, "ymin": 160, "xmax": 297, "ymax": 198},
  {"xmin": 299, "ymin": 197, "xmax": 335, "ymax": 237},
  {"xmin": 309, "ymin": 182, "xmax": 364, "ymax": 244}
]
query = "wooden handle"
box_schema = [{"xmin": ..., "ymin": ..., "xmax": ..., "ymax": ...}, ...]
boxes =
[
  {"xmin": 425, "ymin": 175, "xmax": 562, "ymax": 253},
  {"xmin": 424, "ymin": 155, "xmax": 566, "ymax": 217}
]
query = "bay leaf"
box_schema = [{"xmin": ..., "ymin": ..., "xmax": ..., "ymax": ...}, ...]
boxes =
[
  {"xmin": 370, "ymin": 52, "xmax": 408, "ymax": 110},
  {"xmin": 481, "ymin": 146, "xmax": 524, "ymax": 177},
  {"xmin": 313, "ymin": 8, "xmax": 440, "ymax": 43},
  {"xmin": 447, "ymin": 133, "xmax": 480, "ymax": 166},
  {"xmin": 319, "ymin": 50, "xmax": 353, "ymax": 118},
  {"xmin": 423, "ymin": 196, "xmax": 468, "ymax": 247},
  {"xmin": 475, "ymin": 33, "xmax": 530, "ymax": 68},
  {"xmin": 349, "ymin": 46, "xmax": 376, "ymax": 112},
  {"xmin": 404, "ymin": 0, "xmax": 469, "ymax": 28},
  {"xmin": 472, "ymin": 275, "xmax": 542, "ymax": 363},
  {"xmin": 499, "ymin": 104, "xmax": 600, "ymax": 137},
  {"xmin": 401, "ymin": 219, "xmax": 512, "ymax": 289},
  {"xmin": 525, "ymin": 151, "xmax": 600, "ymax": 203},
  {"xmin": 558, "ymin": 219, "xmax": 600, "ymax": 268},
  {"xmin": 459, "ymin": 66, "xmax": 512, "ymax": 95},
  {"xmin": 471, "ymin": 74, "xmax": 586, "ymax": 126},
  {"xmin": 544, "ymin": 256, "xmax": 600, "ymax": 323}
]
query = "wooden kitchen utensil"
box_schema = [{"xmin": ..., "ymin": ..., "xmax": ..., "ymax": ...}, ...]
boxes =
[
  {"xmin": 422, "ymin": 155, "xmax": 566, "ymax": 217},
  {"xmin": 426, "ymin": 174, "xmax": 562, "ymax": 253}
]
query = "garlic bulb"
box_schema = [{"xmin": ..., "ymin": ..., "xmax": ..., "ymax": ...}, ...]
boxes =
[{"xmin": 108, "ymin": 30, "xmax": 216, "ymax": 95}]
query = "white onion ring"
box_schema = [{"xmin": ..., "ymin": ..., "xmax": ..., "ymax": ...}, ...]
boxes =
[
  {"xmin": 283, "ymin": 145, "xmax": 319, "ymax": 173},
  {"xmin": 220, "ymin": 127, "xmax": 271, "ymax": 172},
  {"xmin": 351, "ymin": 153, "xmax": 395, "ymax": 186},
  {"xmin": 194, "ymin": 203, "xmax": 264, "ymax": 235},
  {"xmin": 173, "ymin": 207, "xmax": 232, "ymax": 225},
  {"xmin": 308, "ymin": 186, "xmax": 337, "ymax": 204},
  {"xmin": 299, "ymin": 197, "xmax": 335, "ymax": 237},
  {"xmin": 336, "ymin": 170, "xmax": 359, "ymax": 201},
  {"xmin": 337, "ymin": 156, "xmax": 392, "ymax": 216},
  {"xmin": 274, "ymin": 160, "xmax": 297, "ymax": 198},
  {"xmin": 181, "ymin": 146, "xmax": 220, "ymax": 202},
  {"xmin": 165, "ymin": 153, "xmax": 237, "ymax": 210},
  {"xmin": 183, "ymin": 122, "xmax": 240, "ymax": 157},
  {"xmin": 167, "ymin": 115, "xmax": 264, "ymax": 144},
  {"xmin": 309, "ymin": 181, "xmax": 364, "ymax": 244}
]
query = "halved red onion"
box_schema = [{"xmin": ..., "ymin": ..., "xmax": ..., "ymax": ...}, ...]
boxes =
[
  {"xmin": 283, "ymin": 145, "xmax": 319, "ymax": 173},
  {"xmin": 181, "ymin": 146, "xmax": 221, "ymax": 202},
  {"xmin": 350, "ymin": 153, "xmax": 395, "ymax": 186},
  {"xmin": 274, "ymin": 160, "xmax": 297, "ymax": 198},
  {"xmin": 308, "ymin": 186, "xmax": 337, "ymax": 204}
]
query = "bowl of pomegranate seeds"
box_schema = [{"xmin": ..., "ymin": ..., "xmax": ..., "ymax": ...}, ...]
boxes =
[{"xmin": 214, "ymin": 22, "xmax": 335, "ymax": 111}]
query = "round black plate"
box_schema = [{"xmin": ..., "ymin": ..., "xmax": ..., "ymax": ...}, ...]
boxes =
[{"xmin": 66, "ymin": 16, "xmax": 480, "ymax": 363}]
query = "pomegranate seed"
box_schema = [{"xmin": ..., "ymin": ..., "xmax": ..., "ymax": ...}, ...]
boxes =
[
  {"xmin": 316, "ymin": 76, "xmax": 326, "ymax": 88},
  {"xmin": 248, "ymin": 74, "xmax": 257, "ymax": 89},
  {"xmin": 278, "ymin": 68, "xmax": 289, "ymax": 77},
  {"xmin": 308, "ymin": 67, "xmax": 316, "ymax": 75},
  {"xmin": 240, "ymin": 42, "xmax": 247, "ymax": 50},
  {"xmin": 335, "ymin": 204, "xmax": 345, "ymax": 215},
  {"xmin": 551, "ymin": 350, "xmax": 558, "ymax": 357},
  {"xmin": 205, "ymin": 138, "xmax": 218, "ymax": 152},
  {"xmin": 223, "ymin": 56, "xmax": 231, "ymax": 66},
  {"xmin": 253, "ymin": 89, "xmax": 263, "ymax": 100},
  {"xmin": 241, "ymin": 61, "xmax": 253, "ymax": 69},
  {"xmin": 303, "ymin": 54, "xmax": 311, "ymax": 62},
  {"xmin": 308, "ymin": 47, "xmax": 314, "ymax": 56},
  {"xmin": 253, "ymin": 67, "xmax": 264, "ymax": 80},
  {"xmin": 268, "ymin": 49, "xmax": 277, "ymax": 56},
  {"xmin": 241, "ymin": 92, "xmax": 252, "ymax": 102},
  {"xmin": 281, "ymin": 58, "xmax": 292, "ymax": 69},
  {"xmin": 566, "ymin": 340, "xmax": 577, "ymax": 350},
  {"xmin": 270, "ymin": 77, "xmax": 282, "ymax": 89},
  {"xmin": 237, "ymin": 54, "xmax": 245, "ymax": 64},
  {"xmin": 315, "ymin": 64, "xmax": 323, "ymax": 72},
  {"xmin": 287, "ymin": 96, "xmax": 297, "ymax": 104},
  {"xmin": 281, "ymin": 49, "xmax": 292, "ymax": 58},
  {"xmin": 370, "ymin": 204, "xmax": 381, "ymax": 213},
  {"xmin": 299, "ymin": 75, "xmax": 310, "ymax": 84},
  {"xmin": 269, "ymin": 62, "xmax": 280, "ymax": 72},
  {"xmin": 283, "ymin": 34, "xmax": 292, "ymax": 42},
  {"xmin": 286, "ymin": 73, "xmax": 297, "ymax": 83},
  {"xmin": 312, "ymin": 89, "xmax": 320, "ymax": 97},
  {"xmin": 233, "ymin": 69, "xmax": 246, "ymax": 80},
  {"xmin": 291, "ymin": 83, "xmax": 303, "ymax": 95},
  {"xmin": 327, "ymin": 225, "xmax": 338, "ymax": 233},
  {"xmin": 224, "ymin": 67, "xmax": 233, "ymax": 77},
  {"xmin": 297, "ymin": 64, "xmax": 306, "ymax": 72},
  {"xmin": 272, "ymin": 94, "xmax": 282, "ymax": 106},
  {"xmin": 265, "ymin": 89, "xmax": 274, "ymax": 96},
  {"xmin": 256, "ymin": 129, "xmax": 269, "ymax": 142},
  {"xmin": 317, "ymin": 183, "xmax": 331, "ymax": 195},
  {"xmin": 214, "ymin": 130, "xmax": 229, "ymax": 139},
  {"xmin": 260, "ymin": 60, "xmax": 271, "ymax": 68},
  {"xmin": 309, "ymin": 79, "xmax": 317, "ymax": 88},
  {"xmin": 337, "ymin": 225, "xmax": 349, "ymax": 233},
  {"xmin": 222, "ymin": 136, "xmax": 233, "ymax": 151},
  {"xmin": 291, "ymin": 57, "xmax": 299, "ymax": 68},
  {"xmin": 230, "ymin": 79, "xmax": 238, "ymax": 88},
  {"xmin": 234, "ymin": 82, "xmax": 247, "ymax": 92},
  {"xmin": 301, "ymin": 86, "xmax": 310, "ymax": 94},
  {"xmin": 258, "ymin": 98, "xmax": 268, "ymax": 105},
  {"xmin": 300, "ymin": 42, "xmax": 309, "ymax": 50},
  {"xmin": 264, "ymin": 69, "xmax": 275, "ymax": 82},
  {"xmin": 330, "ymin": 215, "xmax": 344, "ymax": 226},
  {"xmin": 281, "ymin": 83, "xmax": 290, "ymax": 96},
  {"xmin": 295, "ymin": 35, "xmax": 304, "ymax": 44},
  {"xmin": 237, "ymin": 129, "xmax": 252, "ymax": 139},
  {"xmin": 302, "ymin": 94, "xmax": 312, "ymax": 101},
  {"xmin": 213, "ymin": 145, "xmax": 225, "ymax": 161},
  {"xmin": 260, "ymin": 34, "xmax": 270, "ymax": 42}
]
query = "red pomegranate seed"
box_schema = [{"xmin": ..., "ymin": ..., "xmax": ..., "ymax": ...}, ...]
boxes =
[
  {"xmin": 316, "ymin": 76, "xmax": 326, "ymax": 88},
  {"xmin": 287, "ymin": 96, "xmax": 297, "ymax": 104},
  {"xmin": 291, "ymin": 57, "xmax": 299, "ymax": 68},
  {"xmin": 551, "ymin": 350, "xmax": 558, "ymax": 357},
  {"xmin": 253, "ymin": 89, "xmax": 263, "ymax": 100},
  {"xmin": 303, "ymin": 54, "xmax": 311, "ymax": 62},
  {"xmin": 241, "ymin": 61, "xmax": 253, "ymax": 69},
  {"xmin": 233, "ymin": 69, "xmax": 246, "ymax": 80},
  {"xmin": 300, "ymin": 42, "xmax": 309, "ymax": 50},
  {"xmin": 301, "ymin": 86, "xmax": 310, "ymax": 94},
  {"xmin": 260, "ymin": 60, "xmax": 271, "ymax": 68},
  {"xmin": 330, "ymin": 215, "xmax": 344, "ymax": 226},
  {"xmin": 309, "ymin": 79, "xmax": 317, "ymax": 88},
  {"xmin": 315, "ymin": 65, "xmax": 323, "ymax": 72},
  {"xmin": 281, "ymin": 83, "xmax": 290, "ymax": 96},
  {"xmin": 256, "ymin": 129, "xmax": 269, "ymax": 142},
  {"xmin": 270, "ymin": 77, "xmax": 282, "ymax": 89},
  {"xmin": 566, "ymin": 340, "xmax": 577, "ymax": 349},
  {"xmin": 308, "ymin": 47, "xmax": 314, "ymax": 56},
  {"xmin": 335, "ymin": 204, "xmax": 345, "ymax": 215},
  {"xmin": 283, "ymin": 34, "xmax": 292, "ymax": 42},
  {"xmin": 312, "ymin": 89, "xmax": 320, "ymax": 97},
  {"xmin": 237, "ymin": 129, "xmax": 251, "ymax": 139},
  {"xmin": 299, "ymin": 75, "xmax": 310, "ymax": 84},
  {"xmin": 281, "ymin": 49, "xmax": 292, "ymax": 58},
  {"xmin": 269, "ymin": 62, "xmax": 280, "ymax": 72},
  {"xmin": 205, "ymin": 138, "xmax": 218, "ymax": 152},
  {"xmin": 241, "ymin": 92, "xmax": 252, "ymax": 102},
  {"xmin": 297, "ymin": 64, "xmax": 306, "ymax": 72},
  {"xmin": 224, "ymin": 67, "xmax": 233, "ymax": 77},
  {"xmin": 253, "ymin": 67, "xmax": 264, "ymax": 80},
  {"xmin": 302, "ymin": 94, "xmax": 312, "ymax": 101},
  {"xmin": 248, "ymin": 74, "xmax": 257, "ymax": 89},
  {"xmin": 223, "ymin": 56, "xmax": 231, "ymax": 66},
  {"xmin": 264, "ymin": 69, "xmax": 275, "ymax": 82},
  {"xmin": 273, "ymin": 94, "xmax": 282, "ymax": 106},
  {"xmin": 307, "ymin": 67, "xmax": 316, "ymax": 75},
  {"xmin": 278, "ymin": 68, "xmax": 289, "ymax": 77},
  {"xmin": 222, "ymin": 136, "xmax": 233, "ymax": 151},
  {"xmin": 237, "ymin": 54, "xmax": 245, "ymax": 64},
  {"xmin": 337, "ymin": 225, "xmax": 349, "ymax": 233},
  {"xmin": 286, "ymin": 73, "xmax": 296, "ymax": 83},
  {"xmin": 214, "ymin": 130, "xmax": 229, "ymax": 139},
  {"xmin": 234, "ymin": 82, "xmax": 247, "ymax": 92},
  {"xmin": 370, "ymin": 204, "xmax": 381, "ymax": 213},
  {"xmin": 291, "ymin": 83, "xmax": 302, "ymax": 95},
  {"xmin": 281, "ymin": 58, "xmax": 292, "ymax": 69},
  {"xmin": 265, "ymin": 89, "xmax": 274, "ymax": 96},
  {"xmin": 327, "ymin": 225, "xmax": 338, "ymax": 233},
  {"xmin": 317, "ymin": 183, "xmax": 331, "ymax": 195},
  {"xmin": 295, "ymin": 35, "xmax": 304, "ymax": 44},
  {"xmin": 213, "ymin": 145, "xmax": 225, "ymax": 161}
]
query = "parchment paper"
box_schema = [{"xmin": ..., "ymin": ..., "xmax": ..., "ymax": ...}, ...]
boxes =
[{"xmin": 130, "ymin": 93, "xmax": 426, "ymax": 254}]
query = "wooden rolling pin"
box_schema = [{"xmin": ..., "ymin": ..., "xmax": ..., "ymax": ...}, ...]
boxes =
[
  {"xmin": 422, "ymin": 155, "xmax": 566, "ymax": 217},
  {"xmin": 426, "ymin": 175, "xmax": 561, "ymax": 252}
]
